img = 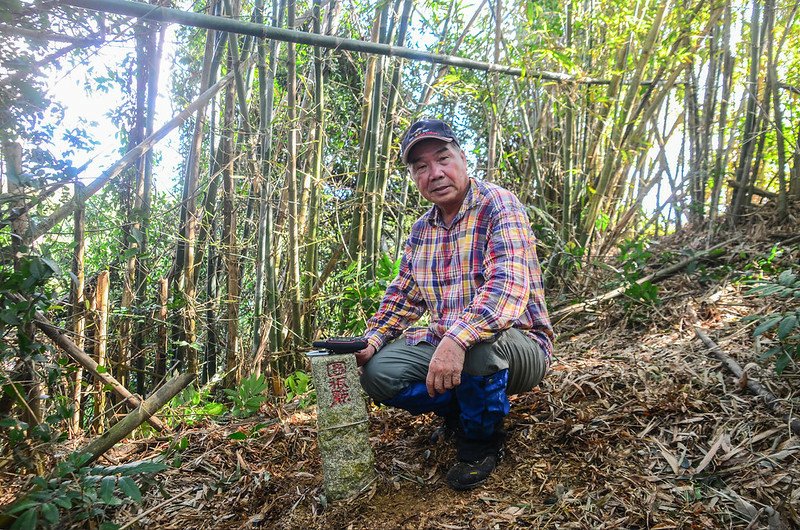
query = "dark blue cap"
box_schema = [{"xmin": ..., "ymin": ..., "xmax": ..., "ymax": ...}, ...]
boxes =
[{"xmin": 400, "ymin": 119, "xmax": 460, "ymax": 164}]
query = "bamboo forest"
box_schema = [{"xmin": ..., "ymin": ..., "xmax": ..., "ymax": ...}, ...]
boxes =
[{"xmin": 1, "ymin": 0, "xmax": 799, "ymax": 527}]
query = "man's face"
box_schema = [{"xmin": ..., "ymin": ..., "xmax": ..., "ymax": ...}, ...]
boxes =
[{"xmin": 407, "ymin": 139, "xmax": 470, "ymax": 218}]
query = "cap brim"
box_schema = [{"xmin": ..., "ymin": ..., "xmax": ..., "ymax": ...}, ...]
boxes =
[{"xmin": 401, "ymin": 135, "xmax": 455, "ymax": 164}]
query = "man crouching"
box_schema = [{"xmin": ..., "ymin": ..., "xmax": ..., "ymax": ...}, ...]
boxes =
[{"xmin": 356, "ymin": 119, "xmax": 554, "ymax": 491}]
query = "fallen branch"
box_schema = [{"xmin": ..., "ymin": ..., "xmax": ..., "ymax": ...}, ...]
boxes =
[
  {"xmin": 10, "ymin": 293, "xmax": 168, "ymax": 432},
  {"xmin": 726, "ymin": 179, "xmax": 778, "ymax": 199},
  {"xmin": 76, "ymin": 372, "xmax": 195, "ymax": 467},
  {"xmin": 692, "ymin": 317, "xmax": 800, "ymax": 436},
  {"xmin": 551, "ymin": 238, "xmax": 735, "ymax": 321}
]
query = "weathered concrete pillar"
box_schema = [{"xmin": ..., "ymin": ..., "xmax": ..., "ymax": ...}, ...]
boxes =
[{"xmin": 310, "ymin": 353, "xmax": 375, "ymax": 500}]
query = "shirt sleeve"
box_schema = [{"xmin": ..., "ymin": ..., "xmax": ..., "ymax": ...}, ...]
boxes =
[
  {"xmin": 364, "ymin": 239, "xmax": 427, "ymax": 351},
  {"xmin": 444, "ymin": 203, "xmax": 532, "ymax": 350}
]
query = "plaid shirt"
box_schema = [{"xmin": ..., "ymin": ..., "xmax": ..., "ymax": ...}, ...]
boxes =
[{"xmin": 364, "ymin": 178, "xmax": 553, "ymax": 358}]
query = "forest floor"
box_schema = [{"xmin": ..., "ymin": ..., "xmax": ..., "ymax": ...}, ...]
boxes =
[{"xmin": 3, "ymin": 207, "xmax": 800, "ymax": 529}]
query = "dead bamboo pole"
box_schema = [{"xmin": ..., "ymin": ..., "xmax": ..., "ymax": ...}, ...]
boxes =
[
  {"xmin": 551, "ymin": 239, "xmax": 735, "ymax": 321},
  {"xmin": 30, "ymin": 66, "xmax": 240, "ymax": 241},
  {"xmin": 92, "ymin": 270, "xmax": 110, "ymax": 433},
  {"xmin": 76, "ymin": 372, "xmax": 194, "ymax": 466},
  {"xmin": 692, "ymin": 322, "xmax": 800, "ymax": 436},
  {"xmin": 62, "ymin": 0, "xmax": 612, "ymax": 83},
  {"xmin": 9, "ymin": 293, "xmax": 169, "ymax": 432}
]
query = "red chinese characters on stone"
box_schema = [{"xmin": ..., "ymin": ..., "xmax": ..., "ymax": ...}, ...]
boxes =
[{"xmin": 326, "ymin": 361, "xmax": 350, "ymax": 406}]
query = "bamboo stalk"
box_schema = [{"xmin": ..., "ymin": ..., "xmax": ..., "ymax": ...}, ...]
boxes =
[
  {"xmin": 76, "ymin": 372, "xmax": 194, "ymax": 466},
  {"xmin": 155, "ymin": 279, "xmax": 168, "ymax": 386},
  {"xmin": 62, "ymin": 0, "xmax": 597, "ymax": 81},
  {"xmin": 3, "ymin": 141, "xmax": 42, "ymax": 425},
  {"xmin": 69, "ymin": 181, "xmax": 86, "ymax": 437},
  {"xmin": 372, "ymin": 0, "xmax": 412, "ymax": 265},
  {"xmin": 222, "ymin": 35, "xmax": 241, "ymax": 387},
  {"xmin": 92, "ymin": 271, "xmax": 110, "ymax": 433}
]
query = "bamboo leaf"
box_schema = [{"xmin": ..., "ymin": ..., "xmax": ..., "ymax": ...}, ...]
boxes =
[
  {"xmin": 753, "ymin": 316, "xmax": 783, "ymax": 337},
  {"xmin": 775, "ymin": 353, "xmax": 791, "ymax": 374},
  {"xmin": 777, "ymin": 315, "xmax": 798, "ymax": 340}
]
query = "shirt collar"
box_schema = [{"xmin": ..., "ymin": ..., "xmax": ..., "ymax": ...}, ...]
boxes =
[{"xmin": 425, "ymin": 178, "xmax": 482, "ymax": 227}]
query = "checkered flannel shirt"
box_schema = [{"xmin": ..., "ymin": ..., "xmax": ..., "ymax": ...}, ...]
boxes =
[{"xmin": 364, "ymin": 178, "xmax": 553, "ymax": 359}]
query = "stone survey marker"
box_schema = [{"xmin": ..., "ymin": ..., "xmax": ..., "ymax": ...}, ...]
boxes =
[{"xmin": 310, "ymin": 353, "xmax": 375, "ymax": 500}]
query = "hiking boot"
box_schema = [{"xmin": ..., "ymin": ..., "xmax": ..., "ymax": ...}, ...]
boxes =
[
  {"xmin": 445, "ymin": 451, "xmax": 502, "ymax": 491},
  {"xmin": 430, "ymin": 413, "xmax": 460, "ymax": 444}
]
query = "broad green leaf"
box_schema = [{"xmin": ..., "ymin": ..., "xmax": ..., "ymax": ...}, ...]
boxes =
[
  {"xmin": 777, "ymin": 315, "xmax": 798, "ymax": 340},
  {"xmin": 40, "ymin": 257, "xmax": 62, "ymax": 276},
  {"xmin": 203, "ymin": 402, "xmax": 226, "ymax": 415},
  {"xmin": 758, "ymin": 346, "xmax": 782, "ymax": 361},
  {"xmin": 0, "ymin": 417, "xmax": 19, "ymax": 427},
  {"xmin": 119, "ymin": 461, "xmax": 168, "ymax": 476},
  {"xmin": 100, "ymin": 476, "xmax": 116, "ymax": 503},
  {"xmin": 6, "ymin": 498, "xmax": 38, "ymax": 515},
  {"xmin": 52, "ymin": 496, "xmax": 72, "ymax": 509},
  {"xmin": 775, "ymin": 353, "xmax": 791, "ymax": 374},
  {"xmin": 228, "ymin": 431, "xmax": 247, "ymax": 440},
  {"xmin": 10, "ymin": 508, "xmax": 37, "ymax": 530},
  {"xmin": 753, "ymin": 316, "xmax": 783, "ymax": 337},
  {"xmin": 778, "ymin": 269, "xmax": 796, "ymax": 287},
  {"xmin": 40, "ymin": 502, "xmax": 59, "ymax": 525},
  {"xmin": 117, "ymin": 476, "xmax": 142, "ymax": 503}
]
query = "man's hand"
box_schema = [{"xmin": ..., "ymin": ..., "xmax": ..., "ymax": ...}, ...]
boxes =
[
  {"xmin": 355, "ymin": 344, "xmax": 376, "ymax": 367},
  {"xmin": 426, "ymin": 336, "xmax": 465, "ymax": 397}
]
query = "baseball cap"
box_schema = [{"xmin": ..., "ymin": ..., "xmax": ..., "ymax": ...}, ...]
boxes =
[{"xmin": 399, "ymin": 119, "xmax": 460, "ymax": 164}]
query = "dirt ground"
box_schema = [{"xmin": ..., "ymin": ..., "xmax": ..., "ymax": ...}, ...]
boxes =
[
  {"xmin": 105, "ymin": 220, "xmax": 799, "ymax": 529},
  {"xmin": 3, "ymin": 213, "xmax": 799, "ymax": 529}
]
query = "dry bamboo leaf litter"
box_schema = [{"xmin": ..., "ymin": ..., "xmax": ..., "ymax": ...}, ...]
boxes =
[{"xmin": 2, "ymin": 214, "xmax": 798, "ymax": 529}]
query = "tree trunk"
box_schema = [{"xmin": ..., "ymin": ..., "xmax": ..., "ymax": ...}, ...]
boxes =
[
  {"xmin": 222, "ymin": 24, "xmax": 241, "ymax": 389},
  {"xmin": 117, "ymin": 20, "xmax": 150, "ymax": 393},
  {"xmin": 4, "ymin": 141, "xmax": 42, "ymax": 426},
  {"xmin": 69, "ymin": 181, "xmax": 86, "ymax": 436},
  {"xmin": 285, "ymin": 0, "xmax": 303, "ymax": 353},
  {"xmin": 302, "ymin": 0, "xmax": 327, "ymax": 343},
  {"xmin": 348, "ymin": 7, "xmax": 383, "ymax": 262},
  {"xmin": 173, "ymin": 0, "xmax": 220, "ymax": 375},
  {"xmin": 486, "ymin": 0, "xmax": 501, "ymax": 181},
  {"xmin": 766, "ymin": 0, "xmax": 786, "ymax": 217},
  {"xmin": 708, "ymin": 3, "xmax": 733, "ymax": 235},
  {"xmin": 155, "ymin": 278, "xmax": 168, "ymax": 386},
  {"xmin": 253, "ymin": 0, "xmax": 285, "ymax": 379},
  {"xmin": 134, "ymin": 21, "xmax": 165, "ymax": 395}
]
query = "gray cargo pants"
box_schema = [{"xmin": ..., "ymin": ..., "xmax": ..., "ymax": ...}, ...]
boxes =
[{"xmin": 360, "ymin": 328, "xmax": 548, "ymax": 403}]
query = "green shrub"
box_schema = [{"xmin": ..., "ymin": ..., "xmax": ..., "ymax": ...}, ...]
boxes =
[
  {"xmin": 744, "ymin": 269, "xmax": 800, "ymax": 374},
  {"xmin": 2, "ymin": 454, "xmax": 166, "ymax": 529},
  {"xmin": 284, "ymin": 370, "xmax": 316, "ymax": 408},
  {"xmin": 223, "ymin": 374, "xmax": 269, "ymax": 418},
  {"xmin": 160, "ymin": 385, "xmax": 226, "ymax": 427}
]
